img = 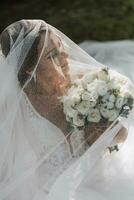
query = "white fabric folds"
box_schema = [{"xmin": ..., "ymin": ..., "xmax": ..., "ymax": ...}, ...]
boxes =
[{"xmin": 0, "ymin": 20, "xmax": 133, "ymax": 200}]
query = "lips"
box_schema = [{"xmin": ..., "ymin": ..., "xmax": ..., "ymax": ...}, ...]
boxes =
[
  {"xmin": 62, "ymin": 61, "xmax": 68, "ymax": 67},
  {"xmin": 54, "ymin": 75, "xmax": 69, "ymax": 95},
  {"xmin": 53, "ymin": 61, "xmax": 70, "ymax": 95}
]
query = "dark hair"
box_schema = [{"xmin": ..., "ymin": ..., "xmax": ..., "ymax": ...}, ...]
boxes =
[{"xmin": 0, "ymin": 20, "xmax": 46, "ymax": 87}]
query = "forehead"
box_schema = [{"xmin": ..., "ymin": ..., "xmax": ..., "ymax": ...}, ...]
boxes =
[{"xmin": 38, "ymin": 30, "xmax": 61, "ymax": 54}]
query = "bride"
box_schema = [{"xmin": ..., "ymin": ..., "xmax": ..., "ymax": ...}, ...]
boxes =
[{"xmin": 0, "ymin": 19, "xmax": 132, "ymax": 200}]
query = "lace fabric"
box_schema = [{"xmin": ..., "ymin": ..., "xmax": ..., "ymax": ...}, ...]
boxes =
[
  {"xmin": 0, "ymin": 20, "xmax": 134, "ymax": 200},
  {"xmin": 24, "ymin": 91, "xmax": 88, "ymax": 195}
]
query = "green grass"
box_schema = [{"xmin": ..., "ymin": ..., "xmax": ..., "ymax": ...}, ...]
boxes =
[{"xmin": 1, "ymin": 0, "xmax": 134, "ymax": 43}]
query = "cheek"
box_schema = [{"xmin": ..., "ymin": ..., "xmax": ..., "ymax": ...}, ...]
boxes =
[
  {"xmin": 37, "ymin": 71, "xmax": 55, "ymax": 94},
  {"xmin": 39, "ymin": 58, "xmax": 57, "ymax": 75},
  {"xmin": 37, "ymin": 58, "xmax": 68, "ymax": 87},
  {"xmin": 37, "ymin": 66, "xmax": 56, "ymax": 91},
  {"xmin": 37, "ymin": 71, "xmax": 48, "ymax": 88},
  {"xmin": 62, "ymin": 66, "xmax": 69, "ymax": 73},
  {"xmin": 38, "ymin": 70, "xmax": 53, "ymax": 85}
]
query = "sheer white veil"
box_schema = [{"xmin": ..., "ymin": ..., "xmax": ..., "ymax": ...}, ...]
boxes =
[
  {"xmin": 0, "ymin": 20, "xmax": 133, "ymax": 200},
  {"xmin": 0, "ymin": 19, "xmax": 103, "ymax": 199},
  {"xmin": 47, "ymin": 42, "xmax": 134, "ymax": 200}
]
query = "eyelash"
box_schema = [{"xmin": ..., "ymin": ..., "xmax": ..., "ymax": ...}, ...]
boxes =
[{"xmin": 46, "ymin": 49, "xmax": 59, "ymax": 59}]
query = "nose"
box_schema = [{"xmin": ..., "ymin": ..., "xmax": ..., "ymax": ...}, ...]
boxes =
[
  {"xmin": 52, "ymin": 61, "xmax": 66, "ymax": 81},
  {"xmin": 58, "ymin": 51, "xmax": 69, "ymax": 67}
]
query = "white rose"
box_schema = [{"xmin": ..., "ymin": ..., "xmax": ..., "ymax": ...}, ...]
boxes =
[
  {"xmin": 73, "ymin": 114, "xmax": 85, "ymax": 127},
  {"xmin": 97, "ymin": 67, "xmax": 110, "ymax": 82},
  {"xmin": 82, "ymin": 72, "xmax": 97, "ymax": 86},
  {"xmin": 72, "ymin": 94, "xmax": 81, "ymax": 104},
  {"xmin": 67, "ymin": 85, "xmax": 77, "ymax": 95},
  {"xmin": 87, "ymin": 79, "xmax": 107, "ymax": 96},
  {"xmin": 86, "ymin": 84, "xmax": 98, "ymax": 99},
  {"xmin": 102, "ymin": 94, "xmax": 116, "ymax": 103},
  {"xmin": 66, "ymin": 115, "xmax": 71, "ymax": 122},
  {"xmin": 117, "ymin": 74, "xmax": 130, "ymax": 85},
  {"xmin": 115, "ymin": 96, "xmax": 126, "ymax": 109},
  {"xmin": 109, "ymin": 69, "xmax": 124, "ymax": 83},
  {"xmin": 82, "ymin": 72, "xmax": 97, "ymax": 84},
  {"xmin": 119, "ymin": 77, "xmax": 128, "ymax": 84},
  {"xmin": 63, "ymin": 98, "xmax": 77, "ymax": 119},
  {"xmin": 87, "ymin": 108, "xmax": 101, "ymax": 123},
  {"xmin": 76, "ymin": 101, "xmax": 90, "ymax": 115},
  {"xmin": 120, "ymin": 89, "xmax": 133, "ymax": 99},
  {"xmin": 107, "ymin": 109, "xmax": 119, "ymax": 121},
  {"xmin": 108, "ymin": 79, "xmax": 121, "ymax": 90},
  {"xmin": 67, "ymin": 108, "xmax": 78, "ymax": 118},
  {"xmin": 63, "ymin": 96, "xmax": 74, "ymax": 109},
  {"xmin": 114, "ymin": 73, "xmax": 134, "ymax": 93},
  {"xmin": 81, "ymin": 91, "xmax": 92, "ymax": 101},
  {"xmin": 77, "ymin": 85, "xmax": 85, "ymax": 95},
  {"xmin": 103, "ymin": 101, "xmax": 114, "ymax": 109},
  {"xmin": 92, "ymin": 91, "xmax": 98, "ymax": 100},
  {"xmin": 88, "ymin": 99, "xmax": 97, "ymax": 108},
  {"xmin": 97, "ymin": 84, "xmax": 108, "ymax": 96},
  {"xmin": 73, "ymin": 79, "xmax": 82, "ymax": 86},
  {"xmin": 81, "ymin": 91, "xmax": 98, "ymax": 102},
  {"xmin": 100, "ymin": 106, "xmax": 109, "ymax": 119},
  {"xmin": 67, "ymin": 85, "xmax": 83, "ymax": 99},
  {"xmin": 109, "ymin": 94, "xmax": 116, "ymax": 102},
  {"xmin": 87, "ymin": 83, "xmax": 96, "ymax": 91},
  {"xmin": 102, "ymin": 94, "xmax": 110, "ymax": 102},
  {"xmin": 107, "ymin": 102, "xmax": 114, "ymax": 109}
]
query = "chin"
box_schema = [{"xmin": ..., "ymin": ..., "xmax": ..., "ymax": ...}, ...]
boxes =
[
  {"xmin": 54, "ymin": 84, "xmax": 66, "ymax": 96},
  {"xmin": 65, "ymin": 77, "xmax": 71, "ymax": 87},
  {"xmin": 41, "ymin": 83, "xmax": 55, "ymax": 96}
]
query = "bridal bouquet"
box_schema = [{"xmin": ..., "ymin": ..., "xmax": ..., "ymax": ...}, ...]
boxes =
[{"xmin": 60, "ymin": 67, "xmax": 134, "ymax": 133}]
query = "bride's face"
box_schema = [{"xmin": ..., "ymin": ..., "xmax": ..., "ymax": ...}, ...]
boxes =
[{"xmin": 37, "ymin": 31, "xmax": 70, "ymax": 96}]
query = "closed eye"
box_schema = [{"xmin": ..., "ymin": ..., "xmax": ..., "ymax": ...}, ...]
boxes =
[{"xmin": 46, "ymin": 49, "xmax": 59, "ymax": 59}]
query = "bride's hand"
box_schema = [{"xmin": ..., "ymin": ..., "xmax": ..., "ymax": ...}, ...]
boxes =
[
  {"xmin": 84, "ymin": 123, "xmax": 128, "ymax": 146},
  {"xmin": 113, "ymin": 126, "xmax": 128, "ymax": 144},
  {"xmin": 84, "ymin": 123, "xmax": 106, "ymax": 146}
]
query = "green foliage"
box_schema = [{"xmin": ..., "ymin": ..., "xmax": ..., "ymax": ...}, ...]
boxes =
[{"xmin": 1, "ymin": 0, "xmax": 134, "ymax": 43}]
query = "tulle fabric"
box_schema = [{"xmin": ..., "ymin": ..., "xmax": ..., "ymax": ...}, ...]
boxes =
[
  {"xmin": 46, "ymin": 40, "xmax": 134, "ymax": 200},
  {"xmin": 0, "ymin": 20, "xmax": 133, "ymax": 200},
  {"xmin": 0, "ymin": 19, "xmax": 104, "ymax": 199},
  {"xmin": 80, "ymin": 40, "xmax": 134, "ymax": 83}
]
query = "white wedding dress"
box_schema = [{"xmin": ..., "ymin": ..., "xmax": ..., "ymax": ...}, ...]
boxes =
[
  {"xmin": 0, "ymin": 20, "xmax": 92, "ymax": 199},
  {"xmin": 45, "ymin": 40, "xmax": 134, "ymax": 200},
  {"xmin": 2, "ymin": 40, "xmax": 134, "ymax": 200},
  {"xmin": 1, "ymin": 20, "xmax": 134, "ymax": 200},
  {"xmin": 2, "ymin": 91, "xmax": 88, "ymax": 200}
]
